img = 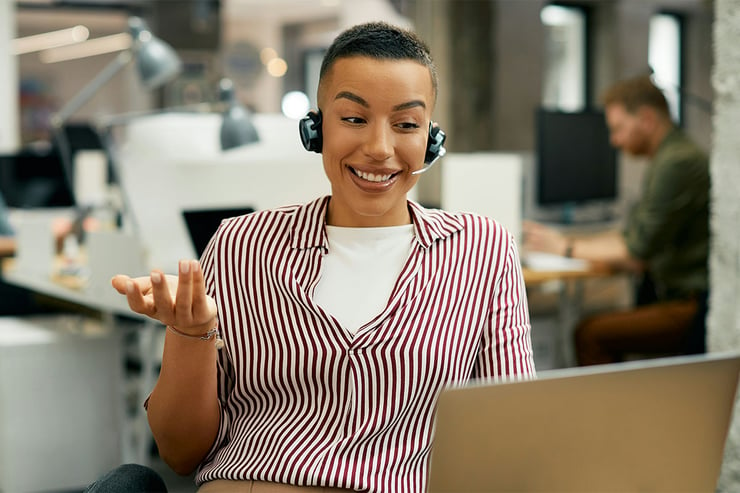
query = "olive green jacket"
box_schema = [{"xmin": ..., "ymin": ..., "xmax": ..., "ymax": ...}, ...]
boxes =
[{"xmin": 623, "ymin": 128, "xmax": 709, "ymax": 300}]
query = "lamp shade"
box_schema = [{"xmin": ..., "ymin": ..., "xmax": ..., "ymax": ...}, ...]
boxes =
[
  {"xmin": 218, "ymin": 78, "xmax": 259, "ymax": 150},
  {"xmin": 128, "ymin": 17, "xmax": 182, "ymax": 89}
]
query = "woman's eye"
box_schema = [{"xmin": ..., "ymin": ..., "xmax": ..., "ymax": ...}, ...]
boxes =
[
  {"xmin": 397, "ymin": 122, "xmax": 420, "ymax": 130},
  {"xmin": 341, "ymin": 117, "xmax": 366, "ymax": 125}
]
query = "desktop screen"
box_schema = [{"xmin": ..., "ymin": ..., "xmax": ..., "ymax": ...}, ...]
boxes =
[
  {"xmin": 536, "ymin": 108, "xmax": 618, "ymax": 206},
  {"xmin": 0, "ymin": 123, "xmax": 106, "ymax": 209},
  {"xmin": 182, "ymin": 206, "xmax": 256, "ymax": 257},
  {"xmin": 0, "ymin": 149, "xmax": 74, "ymax": 208}
]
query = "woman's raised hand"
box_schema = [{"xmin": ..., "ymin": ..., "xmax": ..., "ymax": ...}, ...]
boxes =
[{"xmin": 111, "ymin": 259, "xmax": 217, "ymax": 335}]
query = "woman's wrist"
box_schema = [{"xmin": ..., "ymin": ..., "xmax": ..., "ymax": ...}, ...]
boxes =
[
  {"xmin": 165, "ymin": 316, "xmax": 219, "ymax": 339},
  {"xmin": 167, "ymin": 319, "xmax": 223, "ymax": 349}
]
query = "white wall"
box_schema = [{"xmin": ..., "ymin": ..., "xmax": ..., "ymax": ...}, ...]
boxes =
[{"xmin": 440, "ymin": 152, "xmax": 523, "ymax": 243}]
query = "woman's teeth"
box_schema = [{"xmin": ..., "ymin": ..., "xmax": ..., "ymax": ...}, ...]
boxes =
[{"xmin": 354, "ymin": 169, "xmax": 392, "ymax": 182}]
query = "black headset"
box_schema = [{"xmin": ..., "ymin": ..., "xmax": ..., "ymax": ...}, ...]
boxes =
[{"xmin": 299, "ymin": 110, "xmax": 447, "ymax": 166}]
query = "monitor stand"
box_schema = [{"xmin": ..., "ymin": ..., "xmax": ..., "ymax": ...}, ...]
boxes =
[
  {"xmin": 551, "ymin": 202, "xmax": 617, "ymax": 227},
  {"xmin": 559, "ymin": 202, "xmax": 577, "ymax": 224}
]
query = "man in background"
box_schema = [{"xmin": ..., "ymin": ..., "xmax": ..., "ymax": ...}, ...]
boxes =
[{"xmin": 524, "ymin": 75, "xmax": 709, "ymax": 365}]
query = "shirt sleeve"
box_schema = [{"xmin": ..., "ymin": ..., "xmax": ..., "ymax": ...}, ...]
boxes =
[
  {"xmin": 624, "ymin": 150, "xmax": 708, "ymax": 260},
  {"xmin": 473, "ymin": 233, "xmax": 536, "ymax": 381},
  {"xmin": 197, "ymin": 222, "xmax": 235, "ymax": 466}
]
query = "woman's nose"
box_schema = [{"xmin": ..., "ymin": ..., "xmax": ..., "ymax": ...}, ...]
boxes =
[{"xmin": 364, "ymin": 124, "xmax": 393, "ymax": 161}]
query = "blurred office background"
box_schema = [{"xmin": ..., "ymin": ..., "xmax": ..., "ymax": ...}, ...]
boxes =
[{"xmin": 2, "ymin": 0, "xmax": 740, "ymax": 491}]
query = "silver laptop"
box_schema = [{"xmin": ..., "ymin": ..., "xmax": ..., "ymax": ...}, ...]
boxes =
[{"xmin": 428, "ymin": 352, "xmax": 740, "ymax": 493}]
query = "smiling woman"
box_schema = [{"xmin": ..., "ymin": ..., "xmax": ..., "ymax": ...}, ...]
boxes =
[{"xmin": 94, "ymin": 21, "xmax": 535, "ymax": 493}]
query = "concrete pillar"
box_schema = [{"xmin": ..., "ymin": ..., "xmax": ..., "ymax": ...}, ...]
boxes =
[
  {"xmin": 490, "ymin": 0, "xmax": 545, "ymax": 151},
  {"xmin": 710, "ymin": 0, "xmax": 740, "ymax": 490},
  {"xmin": 0, "ymin": 0, "xmax": 20, "ymax": 152},
  {"xmin": 446, "ymin": 0, "xmax": 496, "ymax": 152},
  {"xmin": 410, "ymin": 0, "xmax": 450, "ymax": 208}
]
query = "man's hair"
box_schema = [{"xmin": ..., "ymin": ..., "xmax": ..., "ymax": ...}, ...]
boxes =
[
  {"xmin": 601, "ymin": 75, "xmax": 671, "ymax": 118},
  {"xmin": 319, "ymin": 21, "xmax": 438, "ymax": 99}
]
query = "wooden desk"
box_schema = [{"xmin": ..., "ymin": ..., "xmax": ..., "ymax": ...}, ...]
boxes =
[
  {"xmin": 523, "ymin": 262, "xmax": 613, "ymax": 285},
  {"xmin": 0, "ymin": 237, "xmax": 15, "ymax": 258},
  {"xmin": 524, "ymin": 261, "xmax": 618, "ymax": 368}
]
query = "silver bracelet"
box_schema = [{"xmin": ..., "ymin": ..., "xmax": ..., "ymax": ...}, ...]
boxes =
[{"xmin": 167, "ymin": 322, "xmax": 224, "ymax": 350}]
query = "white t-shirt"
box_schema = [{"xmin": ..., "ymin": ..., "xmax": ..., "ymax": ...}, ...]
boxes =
[{"xmin": 313, "ymin": 224, "xmax": 414, "ymax": 334}]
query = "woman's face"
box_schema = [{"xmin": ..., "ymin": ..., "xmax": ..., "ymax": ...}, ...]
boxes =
[{"xmin": 317, "ymin": 56, "xmax": 435, "ymax": 227}]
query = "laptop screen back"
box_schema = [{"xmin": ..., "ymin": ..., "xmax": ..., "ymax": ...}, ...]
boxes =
[{"xmin": 428, "ymin": 353, "xmax": 740, "ymax": 492}]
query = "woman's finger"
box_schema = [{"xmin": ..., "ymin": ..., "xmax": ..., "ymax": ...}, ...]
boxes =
[
  {"xmin": 174, "ymin": 260, "xmax": 196, "ymax": 326},
  {"xmin": 150, "ymin": 269, "xmax": 175, "ymax": 324},
  {"xmin": 111, "ymin": 274, "xmax": 131, "ymax": 294},
  {"xmin": 124, "ymin": 279, "xmax": 156, "ymax": 317},
  {"xmin": 191, "ymin": 260, "xmax": 216, "ymax": 322}
]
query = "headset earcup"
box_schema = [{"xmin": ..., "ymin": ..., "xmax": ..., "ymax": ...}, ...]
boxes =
[
  {"xmin": 299, "ymin": 111, "xmax": 323, "ymax": 153},
  {"xmin": 424, "ymin": 123, "xmax": 447, "ymax": 164}
]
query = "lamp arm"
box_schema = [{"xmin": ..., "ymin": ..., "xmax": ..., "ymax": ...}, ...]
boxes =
[
  {"xmin": 48, "ymin": 49, "xmax": 131, "ymax": 227},
  {"xmin": 52, "ymin": 50, "xmax": 133, "ymax": 127}
]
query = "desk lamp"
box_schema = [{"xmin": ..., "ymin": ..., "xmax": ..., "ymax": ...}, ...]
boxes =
[
  {"xmin": 94, "ymin": 77, "xmax": 259, "ymax": 238},
  {"xmin": 49, "ymin": 16, "xmax": 182, "ymax": 239},
  {"xmin": 218, "ymin": 78, "xmax": 260, "ymax": 150},
  {"xmin": 98, "ymin": 77, "xmax": 260, "ymax": 150},
  {"xmin": 51, "ymin": 17, "xmax": 181, "ymax": 128}
]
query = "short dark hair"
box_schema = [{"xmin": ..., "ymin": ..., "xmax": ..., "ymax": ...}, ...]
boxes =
[
  {"xmin": 319, "ymin": 21, "xmax": 438, "ymax": 100},
  {"xmin": 601, "ymin": 75, "xmax": 671, "ymax": 119}
]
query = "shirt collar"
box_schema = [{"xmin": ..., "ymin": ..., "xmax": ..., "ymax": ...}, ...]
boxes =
[
  {"xmin": 407, "ymin": 200, "xmax": 465, "ymax": 249},
  {"xmin": 289, "ymin": 196, "xmax": 465, "ymax": 251}
]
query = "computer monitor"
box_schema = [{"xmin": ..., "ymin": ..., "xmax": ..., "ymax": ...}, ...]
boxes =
[
  {"xmin": 0, "ymin": 123, "xmax": 107, "ymax": 209},
  {"xmin": 0, "ymin": 149, "xmax": 74, "ymax": 208},
  {"xmin": 535, "ymin": 108, "xmax": 618, "ymax": 207},
  {"xmin": 182, "ymin": 206, "xmax": 255, "ymax": 257}
]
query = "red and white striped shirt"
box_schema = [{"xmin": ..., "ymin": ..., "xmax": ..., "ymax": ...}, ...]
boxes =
[{"xmin": 197, "ymin": 196, "xmax": 535, "ymax": 492}]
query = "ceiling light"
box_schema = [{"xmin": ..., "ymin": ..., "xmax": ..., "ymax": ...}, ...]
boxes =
[
  {"xmin": 260, "ymin": 47, "xmax": 278, "ymax": 64},
  {"xmin": 39, "ymin": 32, "xmax": 132, "ymax": 63},
  {"xmin": 281, "ymin": 91, "xmax": 310, "ymax": 120},
  {"xmin": 266, "ymin": 57, "xmax": 288, "ymax": 77},
  {"xmin": 13, "ymin": 25, "xmax": 90, "ymax": 55}
]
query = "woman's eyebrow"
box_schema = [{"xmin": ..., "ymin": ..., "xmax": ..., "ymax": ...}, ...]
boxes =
[
  {"xmin": 335, "ymin": 91, "xmax": 367, "ymax": 106},
  {"xmin": 334, "ymin": 91, "xmax": 427, "ymax": 112},
  {"xmin": 393, "ymin": 100, "xmax": 426, "ymax": 111}
]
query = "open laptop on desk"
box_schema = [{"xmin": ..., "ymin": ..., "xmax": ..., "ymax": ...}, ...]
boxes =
[{"xmin": 427, "ymin": 352, "xmax": 740, "ymax": 492}]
